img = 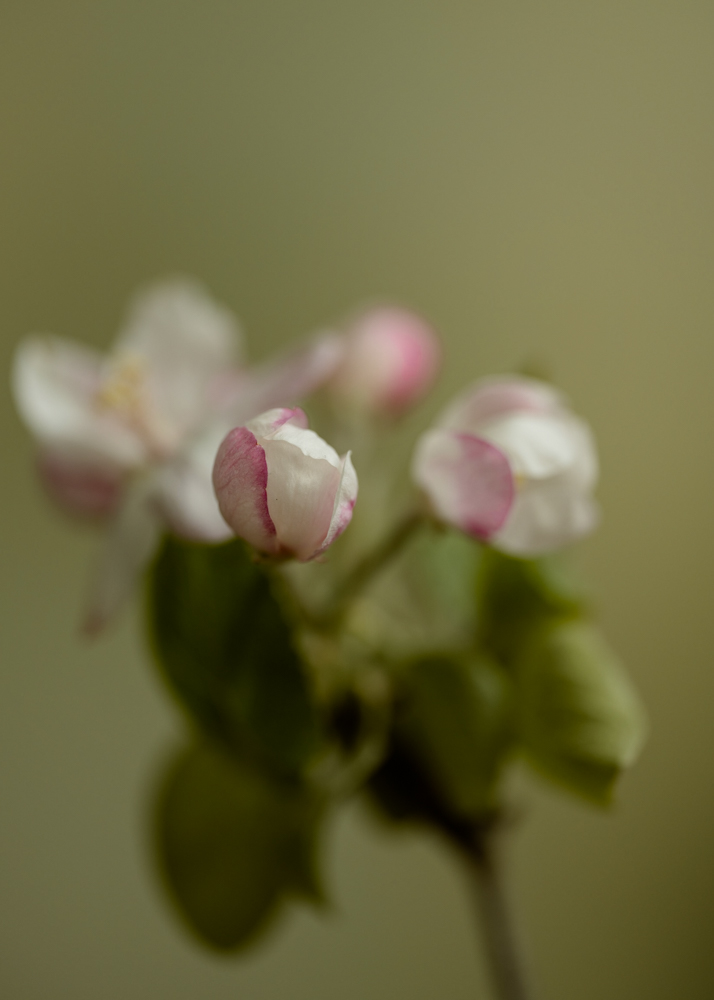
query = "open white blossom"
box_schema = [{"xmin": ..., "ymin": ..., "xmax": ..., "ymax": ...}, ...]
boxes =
[{"xmin": 12, "ymin": 279, "xmax": 341, "ymax": 630}]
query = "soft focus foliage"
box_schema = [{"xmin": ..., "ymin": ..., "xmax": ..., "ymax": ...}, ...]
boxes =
[
  {"xmin": 147, "ymin": 535, "xmax": 321, "ymax": 777},
  {"xmin": 155, "ymin": 741, "xmax": 323, "ymax": 950},
  {"xmin": 516, "ymin": 620, "xmax": 647, "ymax": 804}
]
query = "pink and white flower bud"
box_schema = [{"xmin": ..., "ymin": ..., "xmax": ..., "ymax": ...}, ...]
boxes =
[
  {"xmin": 412, "ymin": 376, "xmax": 598, "ymax": 556},
  {"xmin": 329, "ymin": 308, "xmax": 441, "ymax": 416},
  {"xmin": 213, "ymin": 408, "xmax": 358, "ymax": 561}
]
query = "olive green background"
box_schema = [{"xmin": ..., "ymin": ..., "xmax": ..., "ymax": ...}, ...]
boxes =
[{"xmin": 2, "ymin": 2, "xmax": 713, "ymax": 997}]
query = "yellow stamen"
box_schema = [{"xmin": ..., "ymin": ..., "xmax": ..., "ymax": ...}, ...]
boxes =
[{"xmin": 96, "ymin": 355, "xmax": 146, "ymax": 416}]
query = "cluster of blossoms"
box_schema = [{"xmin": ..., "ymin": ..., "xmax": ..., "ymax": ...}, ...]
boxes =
[
  {"xmin": 13, "ymin": 278, "xmax": 598, "ymax": 625},
  {"xmin": 14, "ymin": 278, "xmax": 644, "ymax": 989}
]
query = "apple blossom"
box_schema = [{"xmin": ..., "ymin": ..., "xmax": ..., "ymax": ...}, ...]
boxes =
[
  {"xmin": 12, "ymin": 279, "xmax": 342, "ymax": 629},
  {"xmin": 412, "ymin": 376, "xmax": 598, "ymax": 555},
  {"xmin": 213, "ymin": 408, "xmax": 358, "ymax": 561},
  {"xmin": 327, "ymin": 307, "xmax": 441, "ymax": 417}
]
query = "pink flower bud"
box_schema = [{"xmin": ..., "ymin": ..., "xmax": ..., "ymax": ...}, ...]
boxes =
[
  {"xmin": 329, "ymin": 308, "xmax": 441, "ymax": 416},
  {"xmin": 213, "ymin": 408, "xmax": 358, "ymax": 561},
  {"xmin": 412, "ymin": 376, "xmax": 598, "ymax": 555}
]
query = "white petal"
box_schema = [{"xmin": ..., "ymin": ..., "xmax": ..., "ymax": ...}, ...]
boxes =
[
  {"xmin": 115, "ymin": 278, "xmax": 242, "ymax": 437},
  {"xmin": 248, "ymin": 407, "xmax": 341, "ymax": 466},
  {"xmin": 261, "ymin": 439, "xmax": 341, "ymax": 560},
  {"xmin": 154, "ymin": 428, "xmax": 233, "ymax": 542},
  {"xmin": 269, "ymin": 422, "xmax": 342, "ymax": 466},
  {"xmin": 492, "ymin": 471, "xmax": 599, "ymax": 556},
  {"xmin": 13, "ymin": 335, "xmax": 146, "ymax": 468},
  {"xmin": 480, "ymin": 412, "xmax": 581, "ymax": 480},
  {"xmin": 83, "ymin": 483, "xmax": 162, "ymax": 633},
  {"xmin": 438, "ymin": 376, "xmax": 563, "ymax": 433},
  {"xmin": 212, "ymin": 427, "xmax": 280, "ymax": 554},
  {"xmin": 314, "ymin": 451, "xmax": 358, "ymax": 556}
]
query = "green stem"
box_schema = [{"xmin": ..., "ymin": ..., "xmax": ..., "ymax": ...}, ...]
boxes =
[
  {"xmin": 323, "ymin": 507, "xmax": 424, "ymax": 624},
  {"xmin": 463, "ymin": 826, "xmax": 536, "ymax": 1000},
  {"xmin": 268, "ymin": 509, "xmax": 424, "ymax": 633}
]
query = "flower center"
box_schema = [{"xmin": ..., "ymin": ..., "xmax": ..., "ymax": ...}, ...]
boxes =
[
  {"xmin": 95, "ymin": 353, "xmax": 176, "ymax": 458},
  {"xmin": 96, "ymin": 355, "xmax": 146, "ymax": 415}
]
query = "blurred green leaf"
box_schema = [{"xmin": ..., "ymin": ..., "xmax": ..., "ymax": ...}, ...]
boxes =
[
  {"xmin": 516, "ymin": 620, "xmax": 647, "ymax": 805},
  {"xmin": 146, "ymin": 535, "xmax": 321, "ymax": 776},
  {"xmin": 396, "ymin": 655, "xmax": 513, "ymax": 817},
  {"xmin": 154, "ymin": 741, "xmax": 325, "ymax": 951},
  {"xmin": 476, "ymin": 548, "xmax": 585, "ymax": 665}
]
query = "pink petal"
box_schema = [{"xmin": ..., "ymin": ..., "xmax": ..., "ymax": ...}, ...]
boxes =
[
  {"xmin": 413, "ymin": 430, "xmax": 515, "ymax": 539},
  {"xmin": 330, "ymin": 307, "xmax": 441, "ymax": 415},
  {"xmin": 212, "ymin": 427, "xmax": 279, "ymax": 554},
  {"xmin": 364, "ymin": 308, "xmax": 441, "ymax": 414},
  {"xmin": 247, "ymin": 407, "xmax": 309, "ymax": 439},
  {"xmin": 38, "ymin": 451, "xmax": 124, "ymax": 520}
]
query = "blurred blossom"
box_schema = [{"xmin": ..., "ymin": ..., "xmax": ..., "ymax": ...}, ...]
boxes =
[
  {"xmin": 12, "ymin": 279, "xmax": 341, "ymax": 630},
  {"xmin": 213, "ymin": 407, "xmax": 358, "ymax": 561},
  {"xmin": 413, "ymin": 376, "xmax": 598, "ymax": 555},
  {"xmin": 327, "ymin": 307, "xmax": 441, "ymax": 417}
]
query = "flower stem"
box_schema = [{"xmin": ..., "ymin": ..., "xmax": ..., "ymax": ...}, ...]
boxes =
[
  {"xmin": 464, "ymin": 825, "xmax": 536, "ymax": 1000},
  {"xmin": 324, "ymin": 507, "xmax": 424, "ymax": 624}
]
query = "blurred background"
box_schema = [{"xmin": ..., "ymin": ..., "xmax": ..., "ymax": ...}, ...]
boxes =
[{"xmin": 2, "ymin": 1, "xmax": 714, "ymax": 997}]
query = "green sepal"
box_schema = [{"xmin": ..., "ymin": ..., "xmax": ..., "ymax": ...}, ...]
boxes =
[
  {"xmin": 146, "ymin": 535, "xmax": 322, "ymax": 777},
  {"xmin": 476, "ymin": 548, "xmax": 586, "ymax": 665},
  {"xmin": 515, "ymin": 620, "xmax": 647, "ymax": 805},
  {"xmin": 153, "ymin": 741, "xmax": 326, "ymax": 951}
]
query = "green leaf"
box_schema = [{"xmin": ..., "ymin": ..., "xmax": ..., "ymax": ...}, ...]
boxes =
[
  {"xmin": 476, "ymin": 548, "xmax": 585, "ymax": 665},
  {"xmin": 154, "ymin": 741, "xmax": 325, "ymax": 951},
  {"xmin": 394, "ymin": 654, "xmax": 513, "ymax": 818},
  {"xmin": 516, "ymin": 620, "xmax": 647, "ymax": 804},
  {"xmin": 146, "ymin": 535, "xmax": 321, "ymax": 776}
]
